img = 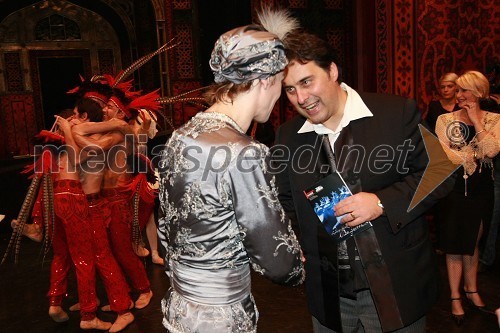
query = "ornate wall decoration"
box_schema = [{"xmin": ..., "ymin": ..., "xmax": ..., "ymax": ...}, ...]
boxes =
[
  {"xmin": 34, "ymin": 14, "xmax": 81, "ymax": 41},
  {"xmin": 416, "ymin": 0, "xmax": 499, "ymax": 114},
  {"xmin": 0, "ymin": 93, "xmax": 36, "ymax": 157},
  {"xmin": 375, "ymin": 0, "xmax": 392, "ymax": 94},
  {"xmin": 173, "ymin": 21, "xmax": 196, "ymax": 79},
  {"xmin": 171, "ymin": 81, "xmax": 203, "ymax": 128},
  {"xmin": 4, "ymin": 52, "xmax": 24, "ymax": 92},
  {"xmin": 173, "ymin": 0, "xmax": 191, "ymax": 10},
  {"xmin": 324, "ymin": 0, "xmax": 343, "ymax": 10},
  {"xmin": 326, "ymin": 26, "xmax": 350, "ymax": 82},
  {"xmin": 393, "ymin": 0, "xmax": 414, "ymax": 98},
  {"xmin": 98, "ymin": 49, "xmax": 115, "ymax": 75},
  {"xmin": 288, "ymin": 0, "xmax": 308, "ymax": 8}
]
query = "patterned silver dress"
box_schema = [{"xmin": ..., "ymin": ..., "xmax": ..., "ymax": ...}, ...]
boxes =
[{"xmin": 158, "ymin": 112, "xmax": 305, "ymax": 333}]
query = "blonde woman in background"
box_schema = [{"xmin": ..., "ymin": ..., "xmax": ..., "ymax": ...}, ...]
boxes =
[
  {"xmin": 426, "ymin": 72, "xmax": 460, "ymax": 133},
  {"xmin": 435, "ymin": 70, "xmax": 500, "ymax": 325}
]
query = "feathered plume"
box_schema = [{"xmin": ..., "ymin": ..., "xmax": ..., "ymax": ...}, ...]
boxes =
[
  {"xmin": 156, "ymin": 86, "xmax": 208, "ymax": 107},
  {"xmin": 113, "ymin": 37, "xmax": 180, "ymax": 87},
  {"xmin": 128, "ymin": 89, "xmax": 161, "ymax": 112},
  {"xmin": 257, "ymin": 7, "xmax": 299, "ymax": 40},
  {"xmin": 103, "ymin": 74, "xmax": 134, "ymax": 93}
]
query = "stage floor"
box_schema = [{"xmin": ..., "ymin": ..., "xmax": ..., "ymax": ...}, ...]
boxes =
[{"xmin": 0, "ymin": 231, "xmax": 498, "ymax": 333}]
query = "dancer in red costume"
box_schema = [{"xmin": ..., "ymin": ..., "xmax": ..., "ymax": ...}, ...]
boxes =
[
  {"xmin": 64, "ymin": 80, "xmax": 136, "ymax": 332},
  {"xmin": 73, "ymin": 87, "xmax": 160, "ymax": 310},
  {"xmin": 8, "ymin": 109, "xmax": 74, "ymax": 243},
  {"xmin": 77, "ymin": 135, "xmax": 136, "ymax": 332},
  {"xmin": 130, "ymin": 109, "xmax": 164, "ymax": 265},
  {"xmin": 47, "ymin": 98, "xmax": 112, "ymax": 330}
]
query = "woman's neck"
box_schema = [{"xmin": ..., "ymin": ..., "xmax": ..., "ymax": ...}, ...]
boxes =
[
  {"xmin": 439, "ymin": 98, "xmax": 456, "ymax": 111},
  {"xmin": 205, "ymin": 99, "xmax": 254, "ymax": 132},
  {"xmin": 455, "ymin": 108, "xmax": 486, "ymax": 125}
]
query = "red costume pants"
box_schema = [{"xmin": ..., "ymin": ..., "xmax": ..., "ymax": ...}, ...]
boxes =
[
  {"xmin": 102, "ymin": 188, "xmax": 151, "ymax": 294},
  {"xmin": 48, "ymin": 179, "xmax": 97, "ymax": 320},
  {"xmin": 87, "ymin": 193, "xmax": 132, "ymax": 313}
]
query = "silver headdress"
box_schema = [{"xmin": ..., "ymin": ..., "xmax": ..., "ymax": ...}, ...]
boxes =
[{"xmin": 209, "ymin": 8, "xmax": 299, "ymax": 84}]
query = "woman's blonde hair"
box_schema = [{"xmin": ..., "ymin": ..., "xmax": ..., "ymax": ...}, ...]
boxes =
[
  {"xmin": 439, "ymin": 72, "xmax": 458, "ymax": 84},
  {"xmin": 203, "ymin": 81, "xmax": 253, "ymax": 105},
  {"xmin": 456, "ymin": 70, "xmax": 490, "ymax": 98}
]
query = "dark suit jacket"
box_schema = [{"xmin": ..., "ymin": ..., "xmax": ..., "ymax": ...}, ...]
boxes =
[{"xmin": 272, "ymin": 92, "xmax": 454, "ymax": 332}]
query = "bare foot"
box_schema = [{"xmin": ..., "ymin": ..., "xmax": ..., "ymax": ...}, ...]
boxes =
[
  {"xmin": 109, "ymin": 312, "xmax": 134, "ymax": 332},
  {"xmin": 101, "ymin": 300, "xmax": 133, "ymax": 312},
  {"xmin": 80, "ymin": 317, "xmax": 112, "ymax": 331},
  {"xmin": 69, "ymin": 302, "xmax": 80, "ymax": 312},
  {"xmin": 100, "ymin": 304, "xmax": 111, "ymax": 312},
  {"xmin": 135, "ymin": 290, "xmax": 153, "ymax": 309},
  {"xmin": 69, "ymin": 298, "xmax": 99, "ymax": 311},
  {"xmin": 451, "ymin": 298, "xmax": 464, "ymax": 316},
  {"xmin": 48, "ymin": 306, "xmax": 69, "ymax": 322},
  {"xmin": 133, "ymin": 243, "xmax": 150, "ymax": 257},
  {"xmin": 151, "ymin": 250, "xmax": 164, "ymax": 265},
  {"xmin": 465, "ymin": 291, "xmax": 486, "ymax": 307},
  {"xmin": 11, "ymin": 219, "xmax": 42, "ymax": 242}
]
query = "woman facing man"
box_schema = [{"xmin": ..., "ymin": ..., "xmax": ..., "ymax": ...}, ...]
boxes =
[{"xmin": 158, "ymin": 9, "xmax": 305, "ymax": 333}]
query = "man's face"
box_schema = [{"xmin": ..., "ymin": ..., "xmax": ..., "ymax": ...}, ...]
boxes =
[
  {"xmin": 283, "ymin": 61, "xmax": 341, "ymax": 125},
  {"xmin": 72, "ymin": 106, "xmax": 82, "ymax": 119},
  {"xmin": 102, "ymin": 100, "xmax": 122, "ymax": 121},
  {"xmin": 72, "ymin": 107, "xmax": 85, "ymax": 122}
]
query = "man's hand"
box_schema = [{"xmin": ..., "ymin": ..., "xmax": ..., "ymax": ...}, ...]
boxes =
[
  {"xmin": 137, "ymin": 109, "xmax": 152, "ymax": 131},
  {"xmin": 55, "ymin": 116, "xmax": 71, "ymax": 135},
  {"xmin": 334, "ymin": 192, "xmax": 383, "ymax": 227},
  {"xmin": 69, "ymin": 118, "xmax": 83, "ymax": 126}
]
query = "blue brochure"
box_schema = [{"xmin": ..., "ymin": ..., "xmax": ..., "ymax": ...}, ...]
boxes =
[{"xmin": 303, "ymin": 171, "xmax": 372, "ymax": 242}]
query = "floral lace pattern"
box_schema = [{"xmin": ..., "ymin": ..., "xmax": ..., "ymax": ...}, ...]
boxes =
[
  {"xmin": 158, "ymin": 112, "xmax": 304, "ymax": 332},
  {"xmin": 436, "ymin": 111, "xmax": 500, "ymax": 175},
  {"xmin": 162, "ymin": 290, "xmax": 258, "ymax": 333}
]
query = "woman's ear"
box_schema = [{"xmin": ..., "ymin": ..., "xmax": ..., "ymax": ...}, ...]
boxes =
[
  {"xmin": 260, "ymin": 77, "xmax": 271, "ymax": 90},
  {"xmin": 80, "ymin": 112, "xmax": 89, "ymax": 121}
]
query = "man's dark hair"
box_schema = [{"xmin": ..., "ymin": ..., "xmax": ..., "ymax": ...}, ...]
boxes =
[
  {"xmin": 283, "ymin": 31, "xmax": 342, "ymax": 83},
  {"xmin": 76, "ymin": 80, "xmax": 113, "ymax": 100},
  {"xmin": 76, "ymin": 97, "xmax": 103, "ymax": 122},
  {"xmin": 58, "ymin": 108, "xmax": 74, "ymax": 119}
]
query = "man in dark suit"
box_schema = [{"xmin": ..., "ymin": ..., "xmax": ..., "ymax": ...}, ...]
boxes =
[{"xmin": 271, "ymin": 31, "xmax": 454, "ymax": 332}]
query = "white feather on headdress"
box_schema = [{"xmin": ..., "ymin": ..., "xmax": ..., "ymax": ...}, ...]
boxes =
[{"xmin": 257, "ymin": 7, "xmax": 299, "ymax": 40}]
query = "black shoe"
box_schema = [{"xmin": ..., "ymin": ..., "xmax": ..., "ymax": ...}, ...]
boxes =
[
  {"xmin": 464, "ymin": 291, "xmax": 495, "ymax": 314},
  {"xmin": 451, "ymin": 298, "xmax": 465, "ymax": 326}
]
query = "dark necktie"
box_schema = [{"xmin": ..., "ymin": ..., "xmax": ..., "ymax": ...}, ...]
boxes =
[{"xmin": 321, "ymin": 126, "xmax": 404, "ymax": 331}]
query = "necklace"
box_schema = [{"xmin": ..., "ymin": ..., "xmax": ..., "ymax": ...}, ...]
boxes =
[
  {"xmin": 198, "ymin": 111, "xmax": 245, "ymax": 134},
  {"xmin": 450, "ymin": 112, "xmax": 491, "ymax": 196}
]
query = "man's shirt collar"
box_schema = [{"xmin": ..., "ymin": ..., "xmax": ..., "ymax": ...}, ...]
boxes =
[{"xmin": 297, "ymin": 83, "xmax": 373, "ymax": 135}]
